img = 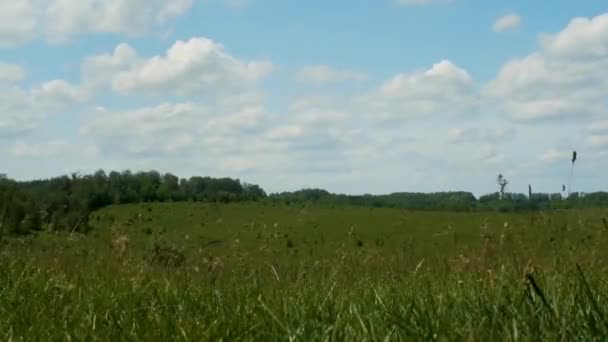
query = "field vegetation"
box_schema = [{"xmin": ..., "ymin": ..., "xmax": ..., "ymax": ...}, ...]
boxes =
[{"xmin": 2, "ymin": 198, "xmax": 608, "ymax": 340}]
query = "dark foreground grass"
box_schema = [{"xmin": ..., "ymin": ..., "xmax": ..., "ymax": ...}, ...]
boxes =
[{"xmin": 1, "ymin": 203, "xmax": 608, "ymax": 340}]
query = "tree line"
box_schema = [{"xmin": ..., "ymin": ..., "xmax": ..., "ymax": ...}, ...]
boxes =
[
  {"xmin": 0, "ymin": 170, "xmax": 265, "ymax": 235},
  {"xmin": 1, "ymin": 170, "xmax": 608, "ymax": 236},
  {"xmin": 267, "ymin": 189, "xmax": 608, "ymax": 212}
]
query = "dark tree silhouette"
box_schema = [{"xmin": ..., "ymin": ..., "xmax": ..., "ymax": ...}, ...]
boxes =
[{"xmin": 497, "ymin": 174, "xmax": 509, "ymax": 199}]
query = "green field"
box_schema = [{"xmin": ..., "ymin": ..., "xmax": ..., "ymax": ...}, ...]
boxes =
[{"xmin": 2, "ymin": 203, "xmax": 608, "ymax": 340}]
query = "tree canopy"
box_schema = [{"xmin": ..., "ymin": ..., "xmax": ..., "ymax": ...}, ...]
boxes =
[
  {"xmin": 1, "ymin": 169, "xmax": 607, "ymax": 236},
  {"xmin": 0, "ymin": 170, "xmax": 266, "ymax": 235}
]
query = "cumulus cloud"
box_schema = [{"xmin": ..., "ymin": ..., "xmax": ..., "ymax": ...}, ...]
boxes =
[
  {"xmin": 11, "ymin": 140, "xmax": 73, "ymax": 158},
  {"xmin": 263, "ymin": 98, "xmax": 354, "ymax": 160},
  {"xmin": 361, "ymin": 60, "xmax": 478, "ymax": 121},
  {"xmin": 587, "ymin": 135, "xmax": 608, "ymax": 148},
  {"xmin": 0, "ymin": 62, "xmax": 26, "ymax": 83},
  {"xmin": 80, "ymin": 103, "xmax": 204, "ymax": 156},
  {"xmin": 539, "ymin": 13, "xmax": 608, "ymax": 60},
  {"xmin": 74, "ymin": 36, "xmax": 282, "ymax": 179},
  {"xmin": 471, "ymin": 144, "xmax": 505, "ymax": 164},
  {"xmin": 0, "ymin": 113, "xmax": 36, "ymax": 139},
  {"xmin": 493, "ymin": 14, "xmax": 522, "ymax": 32},
  {"xmin": 0, "ymin": 79, "xmax": 84, "ymax": 138},
  {"xmin": 84, "ymin": 38, "xmax": 273, "ymax": 96},
  {"xmin": 82, "ymin": 43, "xmax": 138, "ymax": 89},
  {"xmin": 583, "ymin": 120, "xmax": 608, "ymax": 149},
  {"xmin": 288, "ymin": 97, "xmax": 351, "ymax": 126},
  {"xmin": 538, "ymin": 149, "xmax": 571, "ymax": 164},
  {"xmin": 446, "ymin": 126, "xmax": 515, "ymax": 144},
  {"xmin": 0, "ymin": 0, "xmax": 195, "ymax": 46},
  {"xmin": 75, "ymin": 99, "xmax": 305, "ymax": 184},
  {"xmin": 30, "ymin": 80, "xmax": 86, "ymax": 109},
  {"xmin": 0, "ymin": 1, "xmax": 38, "ymax": 47},
  {"xmin": 156, "ymin": 0, "xmax": 195, "ymax": 23},
  {"xmin": 5, "ymin": 9, "xmax": 608, "ymax": 195},
  {"xmin": 587, "ymin": 120, "xmax": 608, "ymax": 134},
  {"xmin": 295, "ymin": 65, "xmax": 367, "ymax": 85},
  {"xmin": 78, "ymin": 94, "xmax": 365, "ymax": 186},
  {"xmin": 80, "ymin": 99, "xmax": 271, "ymax": 158},
  {"xmin": 484, "ymin": 12, "xmax": 608, "ymax": 122}
]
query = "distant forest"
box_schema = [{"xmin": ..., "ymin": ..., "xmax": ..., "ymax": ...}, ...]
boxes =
[{"xmin": 1, "ymin": 170, "xmax": 607, "ymax": 235}]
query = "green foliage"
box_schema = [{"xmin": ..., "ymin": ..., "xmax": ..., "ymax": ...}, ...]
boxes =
[
  {"xmin": 2, "ymin": 203, "xmax": 608, "ymax": 340},
  {"xmin": 2, "ymin": 169, "xmax": 608, "ymax": 237},
  {"xmin": 0, "ymin": 170, "xmax": 266, "ymax": 235},
  {"xmin": 268, "ymin": 189, "xmax": 607, "ymax": 212},
  {"xmin": 267, "ymin": 189, "xmax": 477, "ymax": 210},
  {"xmin": 0, "ymin": 179, "xmax": 37, "ymax": 236}
]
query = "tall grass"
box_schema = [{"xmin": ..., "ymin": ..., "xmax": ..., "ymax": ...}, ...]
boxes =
[{"xmin": 1, "ymin": 203, "xmax": 607, "ymax": 340}]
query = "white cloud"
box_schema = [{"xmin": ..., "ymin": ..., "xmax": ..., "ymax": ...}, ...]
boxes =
[
  {"xmin": 76, "ymin": 36, "xmax": 282, "ymax": 178},
  {"xmin": 288, "ymin": 97, "xmax": 350, "ymax": 126},
  {"xmin": 484, "ymin": 12, "xmax": 608, "ymax": 122},
  {"xmin": 493, "ymin": 14, "xmax": 522, "ymax": 32},
  {"xmin": 446, "ymin": 126, "xmax": 515, "ymax": 144},
  {"xmin": 0, "ymin": 79, "xmax": 84, "ymax": 138},
  {"xmin": 82, "ymin": 43, "xmax": 139, "ymax": 89},
  {"xmin": 261, "ymin": 98, "xmax": 355, "ymax": 163},
  {"xmin": 295, "ymin": 65, "xmax": 367, "ymax": 85},
  {"xmin": 361, "ymin": 60, "xmax": 478, "ymax": 121},
  {"xmin": 77, "ymin": 94, "xmax": 365, "ymax": 187},
  {"xmin": 588, "ymin": 135, "xmax": 608, "ymax": 148},
  {"xmin": 84, "ymin": 38, "xmax": 273, "ymax": 96},
  {"xmin": 266, "ymin": 125, "xmax": 305, "ymax": 140},
  {"xmin": 539, "ymin": 149, "xmax": 570, "ymax": 164},
  {"xmin": 0, "ymin": 1, "xmax": 38, "ymax": 47},
  {"xmin": 587, "ymin": 120, "xmax": 608, "ymax": 134},
  {"xmin": 473, "ymin": 144, "xmax": 505, "ymax": 164},
  {"xmin": 30, "ymin": 80, "xmax": 86, "ymax": 109},
  {"xmin": 0, "ymin": 0, "xmax": 195, "ymax": 46},
  {"xmin": 80, "ymin": 99, "xmax": 271, "ymax": 158},
  {"xmin": 219, "ymin": 158, "xmax": 256, "ymax": 173},
  {"xmin": 5, "ymin": 10, "xmax": 608, "ymax": 196},
  {"xmin": 11, "ymin": 140, "xmax": 72, "ymax": 158},
  {"xmin": 0, "ymin": 114, "xmax": 36, "ymax": 139},
  {"xmin": 156, "ymin": 0, "xmax": 195, "ymax": 23},
  {"xmin": 539, "ymin": 13, "xmax": 608, "ymax": 60},
  {"xmin": 0, "ymin": 62, "xmax": 26, "ymax": 82}
]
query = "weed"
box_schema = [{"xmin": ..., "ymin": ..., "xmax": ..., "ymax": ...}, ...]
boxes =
[
  {"xmin": 1, "ymin": 203, "xmax": 607, "ymax": 340},
  {"xmin": 149, "ymin": 242, "xmax": 186, "ymax": 268}
]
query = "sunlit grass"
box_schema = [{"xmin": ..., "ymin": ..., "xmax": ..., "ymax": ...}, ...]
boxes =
[{"xmin": 1, "ymin": 203, "xmax": 608, "ymax": 340}]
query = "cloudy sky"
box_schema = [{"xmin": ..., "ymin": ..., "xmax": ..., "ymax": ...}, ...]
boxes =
[{"xmin": 1, "ymin": 0, "xmax": 607, "ymax": 196}]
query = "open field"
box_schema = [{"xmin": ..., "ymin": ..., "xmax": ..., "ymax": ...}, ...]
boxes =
[{"xmin": 2, "ymin": 203, "xmax": 608, "ymax": 340}]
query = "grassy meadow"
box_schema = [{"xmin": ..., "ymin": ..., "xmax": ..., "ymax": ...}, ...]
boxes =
[{"xmin": 2, "ymin": 202, "xmax": 608, "ymax": 340}]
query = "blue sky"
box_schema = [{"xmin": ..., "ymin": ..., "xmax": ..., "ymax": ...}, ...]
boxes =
[{"xmin": 1, "ymin": 0, "xmax": 607, "ymax": 196}]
